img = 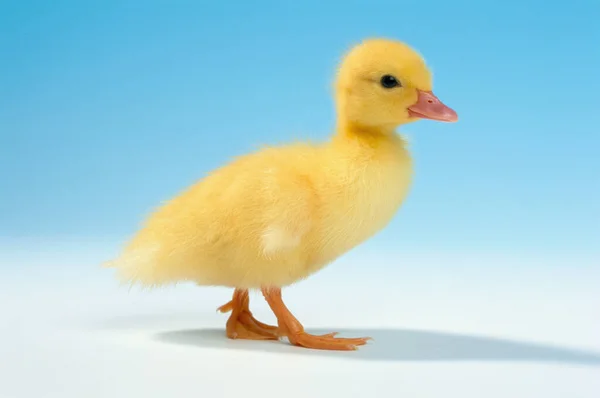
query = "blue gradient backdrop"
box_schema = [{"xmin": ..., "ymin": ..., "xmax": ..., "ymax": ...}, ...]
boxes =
[{"xmin": 1, "ymin": 0, "xmax": 599, "ymax": 257}]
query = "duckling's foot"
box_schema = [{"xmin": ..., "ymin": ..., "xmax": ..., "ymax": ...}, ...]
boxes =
[
  {"xmin": 261, "ymin": 287, "xmax": 372, "ymax": 351},
  {"xmin": 217, "ymin": 289, "xmax": 279, "ymax": 340}
]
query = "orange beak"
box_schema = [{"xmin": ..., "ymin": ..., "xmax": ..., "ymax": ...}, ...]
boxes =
[{"xmin": 408, "ymin": 90, "xmax": 458, "ymax": 122}]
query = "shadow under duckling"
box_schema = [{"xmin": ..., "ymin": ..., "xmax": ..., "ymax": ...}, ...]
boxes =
[{"xmin": 104, "ymin": 38, "xmax": 458, "ymax": 351}]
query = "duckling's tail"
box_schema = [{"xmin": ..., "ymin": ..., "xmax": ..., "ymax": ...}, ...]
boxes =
[{"xmin": 101, "ymin": 244, "xmax": 174, "ymax": 288}]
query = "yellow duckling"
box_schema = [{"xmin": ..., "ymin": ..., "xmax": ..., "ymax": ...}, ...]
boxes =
[{"xmin": 105, "ymin": 38, "xmax": 458, "ymax": 351}]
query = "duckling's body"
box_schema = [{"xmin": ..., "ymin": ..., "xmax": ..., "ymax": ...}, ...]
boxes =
[
  {"xmin": 115, "ymin": 131, "xmax": 411, "ymax": 289},
  {"xmin": 106, "ymin": 38, "xmax": 457, "ymax": 351}
]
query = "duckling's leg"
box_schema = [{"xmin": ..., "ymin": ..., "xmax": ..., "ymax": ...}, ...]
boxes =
[
  {"xmin": 261, "ymin": 287, "xmax": 372, "ymax": 351},
  {"xmin": 217, "ymin": 289, "xmax": 279, "ymax": 340}
]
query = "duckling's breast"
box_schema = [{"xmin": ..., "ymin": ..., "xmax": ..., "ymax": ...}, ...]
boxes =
[{"xmin": 307, "ymin": 134, "xmax": 413, "ymax": 268}]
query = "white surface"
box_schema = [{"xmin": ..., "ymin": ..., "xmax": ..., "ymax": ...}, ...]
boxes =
[{"xmin": 0, "ymin": 242, "xmax": 599, "ymax": 398}]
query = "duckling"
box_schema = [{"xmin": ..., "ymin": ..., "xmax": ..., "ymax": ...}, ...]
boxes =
[{"xmin": 104, "ymin": 38, "xmax": 457, "ymax": 351}]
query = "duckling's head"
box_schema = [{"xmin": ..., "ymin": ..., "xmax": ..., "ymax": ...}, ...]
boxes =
[{"xmin": 335, "ymin": 38, "xmax": 457, "ymax": 131}]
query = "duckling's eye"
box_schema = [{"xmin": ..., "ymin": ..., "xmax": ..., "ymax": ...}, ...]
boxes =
[{"xmin": 380, "ymin": 75, "xmax": 401, "ymax": 89}]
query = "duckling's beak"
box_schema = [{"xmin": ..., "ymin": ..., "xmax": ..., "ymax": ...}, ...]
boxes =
[{"xmin": 408, "ymin": 90, "xmax": 458, "ymax": 122}]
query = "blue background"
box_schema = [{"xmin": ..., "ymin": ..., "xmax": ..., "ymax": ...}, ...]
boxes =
[{"xmin": 1, "ymin": 0, "xmax": 598, "ymax": 257}]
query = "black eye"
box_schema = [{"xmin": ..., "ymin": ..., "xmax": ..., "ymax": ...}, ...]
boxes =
[{"xmin": 380, "ymin": 75, "xmax": 400, "ymax": 88}]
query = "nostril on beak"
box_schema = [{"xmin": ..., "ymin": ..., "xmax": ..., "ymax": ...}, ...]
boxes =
[{"xmin": 427, "ymin": 99, "xmax": 434, "ymax": 104}]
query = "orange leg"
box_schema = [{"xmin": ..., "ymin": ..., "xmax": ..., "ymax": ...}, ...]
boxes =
[
  {"xmin": 217, "ymin": 289, "xmax": 279, "ymax": 340},
  {"xmin": 261, "ymin": 287, "xmax": 372, "ymax": 351}
]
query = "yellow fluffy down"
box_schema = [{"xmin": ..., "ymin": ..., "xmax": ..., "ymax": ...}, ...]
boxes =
[{"xmin": 104, "ymin": 137, "xmax": 412, "ymax": 289}]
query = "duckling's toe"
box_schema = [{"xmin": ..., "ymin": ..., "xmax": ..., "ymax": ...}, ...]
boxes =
[
  {"xmin": 219, "ymin": 289, "xmax": 279, "ymax": 341},
  {"xmin": 288, "ymin": 332, "xmax": 372, "ymax": 351}
]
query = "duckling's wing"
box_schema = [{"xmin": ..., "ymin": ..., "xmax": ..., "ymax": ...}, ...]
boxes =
[{"xmin": 104, "ymin": 144, "xmax": 320, "ymax": 288}]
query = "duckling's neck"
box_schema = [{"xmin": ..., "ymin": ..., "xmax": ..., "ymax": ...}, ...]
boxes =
[{"xmin": 332, "ymin": 120, "xmax": 399, "ymax": 147}]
